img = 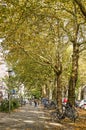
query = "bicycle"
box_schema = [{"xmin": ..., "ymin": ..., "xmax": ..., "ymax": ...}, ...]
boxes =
[
  {"xmin": 51, "ymin": 108, "xmax": 65, "ymax": 122},
  {"xmin": 44, "ymin": 101, "xmax": 56, "ymax": 110},
  {"xmin": 51, "ymin": 102, "xmax": 79, "ymax": 122},
  {"xmin": 62, "ymin": 102, "xmax": 79, "ymax": 122}
]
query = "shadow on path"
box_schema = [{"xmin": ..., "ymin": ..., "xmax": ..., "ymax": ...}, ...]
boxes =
[{"xmin": 0, "ymin": 104, "xmax": 84, "ymax": 130}]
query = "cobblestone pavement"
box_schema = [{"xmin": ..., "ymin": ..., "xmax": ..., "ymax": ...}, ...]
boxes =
[{"xmin": 0, "ymin": 104, "xmax": 86, "ymax": 130}]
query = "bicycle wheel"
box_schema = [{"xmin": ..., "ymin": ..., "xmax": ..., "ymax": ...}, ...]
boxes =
[
  {"xmin": 51, "ymin": 111, "xmax": 58, "ymax": 121},
  {"xmin": 71, "ymin": 108, "xmax": 79, "ymax": 122},
  {"xmin": 65, "ymin": 107, "xmax": 79, "ymax": 122}
]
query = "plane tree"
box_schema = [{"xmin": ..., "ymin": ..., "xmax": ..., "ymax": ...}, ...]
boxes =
[
  {"xmin": 60, "ymin": 0, "xmax": 86, "ymax": 105},
  {"xmin": 1, "ymin": 0, "xmax": 86, "ymax": 108}
]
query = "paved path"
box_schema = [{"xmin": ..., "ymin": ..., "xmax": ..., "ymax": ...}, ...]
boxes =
[{"xmin": 0, "ymin": 103, "xmax": 85, "ymax": 130}]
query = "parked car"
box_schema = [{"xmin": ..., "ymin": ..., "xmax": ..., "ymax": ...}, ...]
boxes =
[{"xmin": 79, "ymin": 99, "xmax": 86, "ymax": 109}]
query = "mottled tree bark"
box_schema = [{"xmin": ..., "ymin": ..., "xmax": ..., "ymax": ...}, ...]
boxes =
[
  {"xmin": 68, "ymin": 43, "xmax": 79, "ymax": 105},
  {"xmin": 56, "ymin": 72, "xmax": 62, "ymax": 110},
  {"xmin": 54, "ymin": 53, "xmax": 62, "ymax": 111}
]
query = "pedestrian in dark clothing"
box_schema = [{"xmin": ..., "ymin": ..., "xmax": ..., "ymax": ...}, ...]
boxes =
[{"xmin": 34, "ymin": 99, "xmax": 37, "ymax": 107}]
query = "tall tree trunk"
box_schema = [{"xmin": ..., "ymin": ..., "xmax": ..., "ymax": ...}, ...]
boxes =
[
  {"xmin": 52, "ymin": 79, "xmax": 57, "ymax": 101},
  {"xmin": 56, "ymin": 72, "xmax": 62, "ymax": 110},
  {"xmin": 42, "ymin": 84, "xmax": 47, "ymax": 97},
  {"xmin": 49, "ymin": 80, "xmax": 54, "ymax": 100},
  {"xmin": 68, "ymin": 2, "xmax": 80, "ymax": 106},
  {"xmin": 68, "ymin": 43, "xmax": 79, "ymax": 105},
  {"xmin": 54, "ymin": 53, "xmax": 62, "ymax": 111}
]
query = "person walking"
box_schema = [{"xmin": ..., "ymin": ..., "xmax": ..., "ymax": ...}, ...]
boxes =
[{"xmin": 34, "ymin": 99, "xmax": 37, "ymax": 107}]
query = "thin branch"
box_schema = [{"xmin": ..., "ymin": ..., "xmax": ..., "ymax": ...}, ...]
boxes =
[
  {"xmin": 74, "ymin": 0, "xmax": 86, "ymax": 20},
  {"xmin": 5, "ymin": 0, "xmax": 29, "ymax": 40},
  {"xmin": 79, "ymin": 46, "xmax": 86, "ymax": 53},
  {"xmin": 16, "ymin": 42, "xmax": 54, "ymax": 67},
  {"xmin": 78, "ymin": 41, "xmax": 86, "ymax": 46},
  {"xmin": 61, "ymin": 26, "xmax": 74, "ymax": 43},
  {"xmin": 61, "ymin": 8, "xmax": 75, "ymax": 16}
]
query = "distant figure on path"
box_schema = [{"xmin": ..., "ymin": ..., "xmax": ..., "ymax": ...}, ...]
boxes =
[{"xmin": 34, "ymin": 99, "xmax": 37, "ymax": 107}]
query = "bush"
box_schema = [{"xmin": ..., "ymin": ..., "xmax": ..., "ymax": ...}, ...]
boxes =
[
  {"xmin": 0, "ymin": 99, "xmax": 9, "ymax": 112},
  {"xmin": 31, "ymin": 89, "xmax": 41, "ymax": 99},
  {"xmin": 0, "ymin": 98, "xmax": 20, "ymax": 112},
  {"xmin": 11, "ymin": 99, "xmax": 20, "ymax": 109}
]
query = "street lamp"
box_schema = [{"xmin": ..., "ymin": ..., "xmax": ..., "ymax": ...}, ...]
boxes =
[{"xmin": 7, "ymin": 69, "xmax": 13, "ymax": 114}]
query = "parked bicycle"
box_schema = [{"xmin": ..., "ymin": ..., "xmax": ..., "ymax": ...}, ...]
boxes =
[
  {"xmin": 51, "ymin": 102, "xmax": 79, "ymax": 122},
  {"xmin": 51, "ymin": 108, "xmax": 65, "ymax": 122},
  {"xmin": 62, "ymin": 102, "xmax": 79, "ymax": 122},
  {"xmin": 43, "ymin": 100, "xmax": 56, "ymax": 110}
]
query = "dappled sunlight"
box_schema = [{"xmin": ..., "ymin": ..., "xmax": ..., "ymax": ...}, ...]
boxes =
[
  {"xmin": 39, "ymin": 116, "xmax": 51, "ymax": 120},
  {"xmin": 19, "ymin": 109, "xmax": 26, "ymax": 112},
  {"xmin": 46, "ymin": 122, "xmax": 63, "ymax": 127},
  {"xmin": 0, "ymin": 104, "xmax": 86, "ymax": 130},
  {"xmin": 27, "ymin": 110, "xmax": 44, "ymax": 114},
  {"xmin": 8, "ymin": 118, "xmax": 23, "ymax": 122},
  {"xmin": 23, "ymin": 120, "xmax": 35, "ymax": 123}
]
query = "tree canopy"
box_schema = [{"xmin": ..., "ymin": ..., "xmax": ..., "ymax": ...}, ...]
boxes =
[{"xmin": 0, "ymin": 0, "xmax": 86, "ymax": 105}]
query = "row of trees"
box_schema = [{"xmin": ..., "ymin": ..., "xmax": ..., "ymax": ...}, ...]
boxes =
[{"xmin": 0, "ymin": 0, "xmax": 86, "ymax": 110}]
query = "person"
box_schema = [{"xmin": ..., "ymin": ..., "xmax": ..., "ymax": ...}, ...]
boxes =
[{"xmin": 34, "ymin": 99, "xmax": 37, "ymax": 107}]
